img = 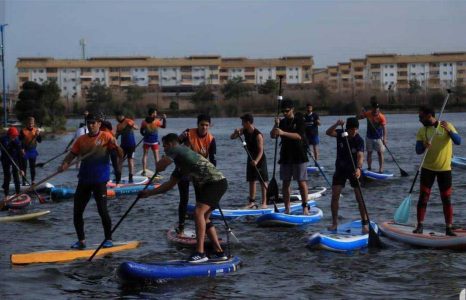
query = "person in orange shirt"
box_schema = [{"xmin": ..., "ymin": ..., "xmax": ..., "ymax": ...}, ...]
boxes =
[
  {"xmin": 58, "ymin": 113, "xmax": 123, "ymax": 249},
  {"xmin": 19, "ymin": 116, "xmax": 42, "ymax": 185},
  {"xmin": 140, "ymin": 108, "xmax": 167, "ymax": 175},
  {"xmin": 97, "ymin": 113, "xmax": 122, "ymax": 184},
  {"xmin": 176, "ymin": 114, "xmax": 216, "ymax": 236},
  {"xmin": 115, "ymin": 111, "xmax": 139, "ymax": 183}
]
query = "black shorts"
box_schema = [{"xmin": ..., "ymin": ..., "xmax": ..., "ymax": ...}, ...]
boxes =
[
  {"xmin": 246, "ymin": 160, "xmax": 269, "ymax": 182},
  {"xmin": 122, "ymin": 146, "xmax": 136, "ymax": 159},
  {"xmin": 332, "ymin": 168, "xmax": 358, "ymax": 188},
  {"xmin": 194, "ymin": 178, "xmax": 228, "ymax": 209}
]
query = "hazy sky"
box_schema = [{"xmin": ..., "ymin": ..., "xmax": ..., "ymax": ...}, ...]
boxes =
[{"xmin": 1, "ymin": 0, "xmax": 466, "ymax": 89}]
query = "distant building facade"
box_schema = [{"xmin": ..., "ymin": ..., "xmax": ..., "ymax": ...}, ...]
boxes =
[{"xmin": 16, "ymin": 55, "xmax": 314, "ymax": 99}]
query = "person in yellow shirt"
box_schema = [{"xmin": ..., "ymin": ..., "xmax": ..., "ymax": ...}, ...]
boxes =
[{"xmin": 413, "ymin": 106, "xmax": 461, "ymax": 236}]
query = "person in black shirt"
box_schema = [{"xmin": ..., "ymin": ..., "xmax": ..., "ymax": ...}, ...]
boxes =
[
  {"xmin": 304, "ymin": 103, "xmax": 321, "ymax": 162},
  {"xmin": 326, "ymin": 117, "xmax": 369, "ymax": 233},
  {"xmin": 270, "ymin": 100, "xmax": 309, "ymax": 215},
  {"xmin": 230, "ymin": 113, "xmax": 269, "ymax": 209}
]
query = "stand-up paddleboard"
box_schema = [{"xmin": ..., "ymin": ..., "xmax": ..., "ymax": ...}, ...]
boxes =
[
  {"xmin": 107, "ymin": 176, "xmax": 149, "ymax": 188},
  {"xmin": 186, "ymin": 200, "xmax": 316, "ymax": 220},
  {"xmin": 166, "ymin": 228, "xmax": 227, "ymax": 248},
  {"xmin": 0, "ymin": 210, "xmax": 50, "ymax": 223},
  {"xmin": 279, "ymin": 186, "xmax": 327, "ymax": 202},
  {"xmin": 307, "ymin": 166, "xmax": 325, "ymax": 174},
  {"xmin": 307, "ymin": 220, "xmax": 379, "ymax": 252},
  {"xmin": 9, "ymin": 182, "xmax": 54, "ymax": 192},
  {"xmin": 256, "ymin": 207, "xmax": 323, "ymax": 227},
  {"xmin": 11, "ymin": 240, "xmax": 141, "ymax": 265},
  {"xmin": 362, "ymin": 169, "xmax": 394, "ymax": 180},
  {"xmin": 379, "ymin": 221, "xmax": 466, "ymax": 250},
  {"xmin": 4, "ymin": 194, "xmax": 32, "ymax": 209},
  {"xmin": 452, "ymin": 156, "xmax": 466, "ymax": 169},
  {"xmin": 118, "ymin": 256, "xmax": 242, "ymax": 281},
  {"xmin": 50, "ymin": 183, "xmax": 160, "ymax": 200}
]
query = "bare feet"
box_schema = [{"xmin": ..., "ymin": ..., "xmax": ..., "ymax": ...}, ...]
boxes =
[
  {"xmin": 243, "ymin": 202, "xmax": 258, "ymax": 209},
  {"xmin": 302, "ymin": 206, "xmax": 310, "ymax": 215},
  {"xmin": 327, "ymin": 224, "xmax": 338, "ymax": 231},
  {"xmin": 260, "ymin": 204, "xmax": 268, "ymax": 209},
  {"xmin": 284, "ymin": 209, "xmax": 290, "ymax": 214}
]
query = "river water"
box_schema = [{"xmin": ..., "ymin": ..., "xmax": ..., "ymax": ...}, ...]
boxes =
[{"xmin": 1, "ymin": 113, "xmax": 466, "ymax": 299}]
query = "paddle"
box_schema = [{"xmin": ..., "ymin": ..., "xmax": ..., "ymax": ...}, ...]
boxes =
[
  {"xmin": 342, "ymin": 126, "xmax": 383, "ymax": 249},
  {"xmin": 121, "ymin": 137, "xmax": 144, "ymax": 162},
  {"xmin": 36, "ymin": 150, "xmax": 69, "ymax": 168},
  {"xmin": 0, "ymin": 141, "xmax": 46, "ymax": 204},
  {"xmin": 267, "ymin": 75, "xmax": 283, "ymax": 210},
  {"xmin": 306, "ymin": 148, "xmax": 331, "ymax": 187},
  {"xmin": 216, "ymin": 204, "xmax": 239, "ymax": 258},
  {"xmin": 394, "ymin": 89, "xmax": 451, "ymax": 224},
  {"xmin": 236, "ymin": 134, "xmax": 278, "ymax": 212},
  {"xmin": 364, "ymin": 115, "xmax": 408, "ymax": 177},
  {"xmin": 88, "ymin": 171, "xmax": 159, "ymax": 262}
]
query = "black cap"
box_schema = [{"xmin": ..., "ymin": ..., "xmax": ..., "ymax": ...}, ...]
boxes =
[
  {"xmin": 281, "ymin": 99, "xmax": 294, "ymax": 109},
  {"xmin": 86, "ymin": 113, "xmax": 98, "ymax": 122},
  {"xmin": 240, "ymin": 113, "xmax": 254, "ymax": 123},
  {"xmin": 346, "ymin": 117, "xmax": 359, "ymax": 129}
]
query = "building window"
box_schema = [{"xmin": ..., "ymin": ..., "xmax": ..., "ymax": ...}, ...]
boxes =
[
  {"xmin": 295, "ymin": 75, "xmax": 298, "ymax": 79},
  {"xmin": 390, "ymin": 73, "xmax": 394, "ymax": 76},
  {"xmin": 385, "ymin": 73, "xmax": 388, "ymax": 76},
  {"xmin": 390, "ymin": 65, "xmax": 394, "ymax": 68},
  {"xmin": 412, "ymin": 64, "xmax": 415, "ymax": 67},
  {"xmin": 444, "ymin": 72, "xmax": 447, "ymax": 75},
  {"xmin": 259, "ymin": 69, "xmax": 262, "ymax": 72},
  {"xmin": 289, "ymin": 75, "xmax": 293, "ymax": 79}
]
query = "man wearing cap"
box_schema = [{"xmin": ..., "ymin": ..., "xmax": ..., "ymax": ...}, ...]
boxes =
[
  {"xmin": 304, "ymin": 103, "xmax": 321, "ymax": 162},
  {"xmin": 326, "ymin": 117, "xmax": 369, "ymax": 233},
  {"xmin": 58, "ymin": 114, "xmax": 123, "ymax": 250},
  {"xmin": 1, "ymin": 127, "xmax": 24, "ymax": 198},
  {"xmin": 270, "ymin": 99, "xmax": 309, "ymax": 215},
  {"xmin": 358, "ymin": 96, "xmax": 387, "ymax": 173},
  {"xmin": 230, "ymin": 113, "xmax": 269, "ymax": 209}
]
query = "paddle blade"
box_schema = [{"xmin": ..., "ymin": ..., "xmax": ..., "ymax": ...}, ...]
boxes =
[
  {"xmin": 368, "ymin": 226, "xmax": 384, "ymax": 249},
  {"xmin": 36, "ymin": 163, "xmax": 45, "ymax": 168},
  {"xmin": 227, "ymin": 228, "xmax": 240, "ymax": 244},
  {"xmin": 400, "ymin": 169, "xmax": 409, "ymax": 177},
  {"xmin": 266, "ymin": 178, "xmax": 279, "ymax": 212},
  {"xmin": 394, "ymin": 195, "xmax": 412, "ymax": 224}
]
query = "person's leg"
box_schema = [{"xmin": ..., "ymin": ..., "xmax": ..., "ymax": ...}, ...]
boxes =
[
  {"xmin": 11, "ymin": 166, "xmax": 21, "ymax": 195},
  {"xmin": 29, "ymin": 157, "xmax": 37, "ymax": 184},
  {"xmin": 142, "ymin": 146, "xmax": 148, "ymax": 174},
  {"xmin": 298, "ymin": 179, "xmax": 309, "ymax": 214},
  {"xmin": 177, "ymin": 178, "xmax": 190, "ymax": 234},
  {"xmin": 73, "ymin": 183, "xmax": 92, "ymax": 243},
  {"xmin": 367, "ymin": 150, "xmax": 373, "ymax": 171},
  {"xmin": 194, "ymin": 202, "xmax": 211, "ymax": 254},
  {"xmin": 110, "ymin": 150, "xmax": 121, "ymax": 184},
  {"xmin": 21, "ymin": 157, "xmax": 28, "ymax": 185},
  {"xmin": 282, "ymin": 180, "xmax": 291, "ymax": 214},
  {"xmin": 2, "ymin": 161, "xmax": 11, "ymax": 196},
  {"xmin": 313, "ymin": 144, "xmax": 319, "ymax": 162},
  {"xmin": 414, "ymin": 168, "xmax": 436, "ymax": 233},
  {"xmin": 260, "ymin": 181, "xmax": 268, "ymax": 208},
  {"xmin": 328, "ymin": 184, "xmax": 343, "ymax": 231},
  {"xmin": 93, "ymin": 183, "xmax": 113, "ymax": 241},
  {"xmin": 128, "ymin": 157, "xmax": 134, "ymax": 181},
  {"xmin": 437, "ymin": 171, "xmax": 455, "ymax": 235},
  {"xmin": 353, "ymin": 186, "xmax": 369, "ymax": 233}
]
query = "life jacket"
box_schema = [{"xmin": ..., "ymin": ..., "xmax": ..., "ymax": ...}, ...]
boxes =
[
  {"xmin": 186, "ymin": 128, "xmax": 214, "ymax": 158},
  {"xmin": 21, "ymin": 128, "xmax": 39, "ymax": 150}
]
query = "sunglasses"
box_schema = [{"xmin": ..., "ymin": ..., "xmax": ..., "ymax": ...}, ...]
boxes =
[{"xmin": 282, "ymin": 109, "xmax": 291, "ymax": 113}]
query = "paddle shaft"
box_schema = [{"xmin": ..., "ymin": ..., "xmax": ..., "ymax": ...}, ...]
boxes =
[
  {"xmin": 88, "ymin": 171, "xmax": 159, "ymax": 262},
  {"xmin": 121, "ymin": 137, "xmax": 144, "ymax": 161},
  {"xmin": 341, "ymin": 126, "xmax": 383, "ymax": 248},
  {"xmin": 216, "ymin": 204, "xmax": 239, "ymax": 258},
  {"xmin": 37, "ymin": 150, "xmax": 69, "ymax": 168},
  {"xmin": 306, "ymin": 148, "xmax": 331, "ymax": 187},
  {"xmin": 237, "ymin": 134, "xmax": 278, "ymax": 212},
  {"xmin": 364, "ymin": 116, "xmax": 408, "ymax": 176},
  {"xmin": 407, "ymin": 91, "xmax": 451, "ymax": 195},
  {"xmin": 0, "ymin": 141, "xmax": 44, "ymax": 203}
]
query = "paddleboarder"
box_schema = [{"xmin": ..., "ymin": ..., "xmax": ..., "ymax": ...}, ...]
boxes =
[
  {"xmin": 58, "ymin": 113, "xmax": 123, "ymax": 249},
  {"xmin": 358, "ymin": 97, "xmax": 387, "ymax": 173},
  {"xmin": 139, "ymin": 133, "xmax": 228, "ymax": 263},
  {"xmin": 19, "ymin": 116, "xmax": 42, "ymax": 185},
  {"xmin": 140, "ymin": 108, "xmax": 167, "ymax": 174},
  {"xmin": 1, "ymin": 127, "xmax": 24, "ymax": 198},
  {"xmin": 115, "ymin": 111, "xmax": 139, "ymax": 183},
  {"xmin": 270, "ymin": 99, "xmax": 309, "ymax": 215},
  {"xmin": 176, "ymin": 114, "xmax": 217, "ymax": 236},
  {"xmin": 304, "ymin": 103, "xmax": 321, "ymax": 163},
  {"xmin": 413, "ymin": 106, "xmax": 461, "ymax": 236},
  {"xmin": 230, "ymin": 113, "xmax": 269, "ymax": 209},
  {"xmin": 326, "ymin": 118, "xmax": 369, "ymax": 233}
]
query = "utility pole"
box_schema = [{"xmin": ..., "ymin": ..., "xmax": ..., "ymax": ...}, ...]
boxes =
[
  {"xmin": 1, "ymin": 24, "xmax": 7, "ymax": 127},
  {"xmin": 79, "ymin": 38, "xmax": 86, "ymax": 60}
]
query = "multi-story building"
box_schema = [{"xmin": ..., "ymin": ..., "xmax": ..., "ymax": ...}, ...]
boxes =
[{"xmin": 16, "ymin": 55, "xmax": 313, "ymax": 99}]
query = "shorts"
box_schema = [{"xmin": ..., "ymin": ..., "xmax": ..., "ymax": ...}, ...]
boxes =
[
  {"xmin": 307, "ymin": 135, "xmax": 319, "ymax": 146},
  {"xmin": 143, "ymin": 143, "xmax": 159, "ymax": 151},
  {"xmin": 280, "ymin": 163, "xmax": 308, "ymax": 181},
  {"xmin": 194, "ymin": 178, "xmax": 228, "ymax": 209},
  {"xmin": 246, "ymin": 160, "xmax": 269, "ymax": 182},
  {"xmin": 332, "ymin": 168, "xmax": 358, "ymax": 188},
  {"xmin": 365, "ymin": 138, "xmax": 384, "ymax": 153},
  {"xmin": 122, "ymin": 146, "xmax": 135, "ymax": 159}
]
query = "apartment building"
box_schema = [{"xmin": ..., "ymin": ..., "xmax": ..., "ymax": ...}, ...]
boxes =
[
  {"xmin": 16, "ymin": 55, "xmax": 313, "ymax": 99},
  {"xmin": 318, "ymin": 52, "xmax": 466, "ymax": 94}
]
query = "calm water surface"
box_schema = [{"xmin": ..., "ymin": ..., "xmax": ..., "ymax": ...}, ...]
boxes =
[{"xmin": 1, "ymin": 113, "xmax": 466, "ymax": 299}]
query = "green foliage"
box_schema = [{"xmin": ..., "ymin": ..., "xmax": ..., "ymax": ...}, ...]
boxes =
[
  {"xmin": 314, "ymin": 82, "xmax": 330, "ymax": 106},
  {"xmin": 41, "ymin": 80, "xmax": 66, "ymax": 131},
  {"xmin": 169, "ymin": 100, "xmax": 179, "ymax": 111},
  {"xmin": 408, "ymin": 79, "xmax": 421, "ymax": 95},
  {"xmin": 453, "ymin": 82, "xmax": 465, "ymax": 104},
  {"xmin": 85, "ymin": 81, "xmax": 113, "ymax": 114},
  {"xmin": 258, "ymin": 79, "xmax": 278, "ymax": 95},
  {"xmin": 191, "ymin": 84, "xmax": 215, "ymax": 104},
  {"xmin": 126, "ymin": 85, "xmax": 145, "ymax": 102},
  {"xmin": 222, "ymin": 77, "xmax": 250, "ymax": 101}
]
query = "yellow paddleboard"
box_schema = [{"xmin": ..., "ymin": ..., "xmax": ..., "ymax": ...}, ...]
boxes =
[
  {"xmin": 0, "ymin": 210, "xmax": 50, "ymax": 223},
  {"xmin": 11, "ymin": 240, "xmax": 141, "ymax": 265}
]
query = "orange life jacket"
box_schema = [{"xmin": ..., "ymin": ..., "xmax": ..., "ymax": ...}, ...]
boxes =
[{"xmin": 186, "ymin": 128, "xmax": 214, "ymax": 158}]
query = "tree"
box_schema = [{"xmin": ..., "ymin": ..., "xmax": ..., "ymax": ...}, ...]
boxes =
[
  {"xmin": 314, "ymin": 82, "xmax": 330, "ymax": 106},
  {"xmin": 453, "ymin": 82, "xmax": 465, "ymax": 105},
  {"xmin": 41, "ymin": 80, "xmax": 66, "ymax": 131},
  {"xmin": 408, "ymin": 79, "xmax": 421, "ymax": 104},
  {"xmin": 191, "ymin": 84, "xmax": 215, "ymax": 104},
  {"xmin": 85, "ymin": 81, "xmax": 113, "ymax": 114},
  {"xmin": 15, "ymin": 81, "xmax": 46, "ymax": 124},
  {"xmin": 222, "ymin": 77, "xmax": 250, "ymax": 102},
  {"xmin": 258, "ymin": 79, "xmax": 278, "ymax": 95},
  {"xmin": 126, "ymin": 85, "xmax": 145, "ymax": 102}
]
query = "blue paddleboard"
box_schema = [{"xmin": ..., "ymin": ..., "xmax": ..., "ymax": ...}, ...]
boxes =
[
  {"xmin": 362, "ymin": 169, "xmax": 394, "ymax": 180},
  {"xmin": 118, "ymin": 256, "xmax": 242, "ymax": 281},
  {"xmin": 256, "ymin": 207, "xmax": 323, "ymax": 227},
  {"xmin": 307, "ymin": 220, "xmax": 379, "ymax": 252},
  {"xmin": 452, "ymin": 156, "xmax": 466, "ymax": 169},
  {"xmin": 307, "ymin": 166, "xmax": 325, "ymax": 174}
]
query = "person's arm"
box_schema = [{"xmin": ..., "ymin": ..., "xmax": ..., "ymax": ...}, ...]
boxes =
[
  {"xmin": 355, "ymin": 150, "xmax": 364, "ymax": 179},
  {"xmin": 139, "ymin": 175, "xmax": 178, "ymax": 198},
  {"xmin": 416, "ymin": 141, "xmax": 425, "ymax": 154},
  {"xmin": 316, "ymin": 115, "xmax": 321, "ymax": 126},
  {"xmin": 140, "ymin": 121, "xmax": 146, "ymax": 136},
  {"xmin": 36, "ymin": 128, "xmax": 42, "ymax": 143},
  {"xmin": 415, "ymin": 128, "xmax": 427, "ymax": 154},
  {"xmin": 160, "ymin": 114, "xmax": 167, "ymax": 128},
  {"xmin": 155, "ymin": 155, "xmax": 173, "ymax": 173},
  {"xmin": 441, "ymin": 121, "xmax": 461, "ymax": 145},
  {"xmin": 358, "ymin": 109, "xmax": 367, "ymax": 120},
  {"xmin": 382, "ymin": 124, "xmax": 387, "ymax": 144},
  {"xmin": 326, "ymin": 120, "xmax": 344, "ymax": 137},
  {"xmin": 58, "ymin": 151, "xmax": 77, "ymax": 172},
  {"xmin": 230, "ymin": 128, "xmax": 242, "ymax": 139},
  {"xmin": 252, "ymin": 133, "xmax": 264, "ymax": 166},
  {"xmin": 270, "ymin": 117, "xmax": 280, "ymax": 139},
  {"xmin": 209, "ymin": 138, "xmax": 217, "ymax": 166}
]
